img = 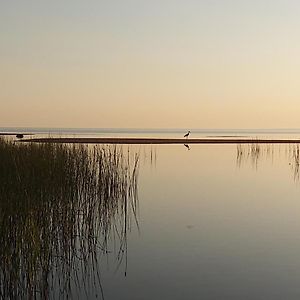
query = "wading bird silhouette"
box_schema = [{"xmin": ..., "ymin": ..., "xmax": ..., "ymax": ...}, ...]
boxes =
[{"xmin": 184, "ymin": 131, "xmax": 191, "ymax": 139}]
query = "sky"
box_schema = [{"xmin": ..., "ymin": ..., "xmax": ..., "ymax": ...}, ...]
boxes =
[{"xmin": 1, "ymin": 0, "xmax": 300, "ymax": 129}]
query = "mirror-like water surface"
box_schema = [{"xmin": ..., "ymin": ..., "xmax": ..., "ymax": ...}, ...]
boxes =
[
  {"xmin": 1, "ymin": 138, "xmax": 300, "ymax": 299},
  {"xmin": 103, "ymin": 144, "xmax": 300, "ymax": 300}
]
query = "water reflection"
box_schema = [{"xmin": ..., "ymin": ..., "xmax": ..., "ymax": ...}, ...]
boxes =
[
  {"xmin": 4, "ymin": 139, "xmax": 300, "ymax": 299},
  {"xmin": 236, "ymin": 143, "xmax": 300, "ymax": 181},
  {"xmin": 236, "ymin": 144, "xmax": 275, "ymax": 169},
  {"xmin": 289, "ymin": 145, "xmax": 300, "ymax": 181},
  {"xmin": 0, "ymin": 139, "xmax": 139, "ymax": 299},
  {"xmin": 184, "ymin": 144, "xmax": 191, "ymax": 151},
  {"xmin": 140, "ymin": 145, "xmax": 157, "ymax": 167}
]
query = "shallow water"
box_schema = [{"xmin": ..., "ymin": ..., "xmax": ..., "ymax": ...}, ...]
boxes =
[
  {"xmin": 99, "ymin": 144, "xmax": 300, "ymax": 299},
  {"xmin": 2, "ymin": 138, "xmax": 300, "ymax": 299}
]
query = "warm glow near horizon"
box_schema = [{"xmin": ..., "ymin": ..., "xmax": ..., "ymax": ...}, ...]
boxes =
[{"xmin": 1, "ymin": 1, "xmax": 300, "ymax": 129}]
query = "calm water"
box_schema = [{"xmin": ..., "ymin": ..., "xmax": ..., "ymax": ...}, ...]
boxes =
[
  {"xmin": 2, "ymin": 130, "xmax": 300, "ymax": 299},
  {"xmin": 98, "ymin": 144, "xmax": 300, "ymax": 300}
]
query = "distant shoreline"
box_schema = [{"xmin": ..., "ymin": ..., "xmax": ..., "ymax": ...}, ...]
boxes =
[
  {"xmin": 0, "ymin": 133, "xmax": 34, "ymax": 136},
  {"xmin": 20, "ymin": 137, "xmax": 300, "ymax": 144}
]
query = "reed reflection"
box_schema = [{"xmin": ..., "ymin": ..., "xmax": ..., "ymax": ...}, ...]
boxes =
[
  {"xmin": 236, "ymin": 143, "xmax": 300, "ymax": 181},
  {"xmin": 236, "ymin": 144, "xmax": 276, "ymax": 169},
  {"xmin": 141, "ymin": 145, "xmax": 157, "ymax": 167},
  {"xmin": 289, "ymin": 145, "xmax": 300, "ymax": 181},
  {"xmin": 0, "ymin": 138, "xmax": 139, "ymax": 299}
]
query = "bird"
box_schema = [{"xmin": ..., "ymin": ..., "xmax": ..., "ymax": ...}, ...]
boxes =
[{"xmin": 184, "ymin": 131, "xmax": 190, "ymax": 138}]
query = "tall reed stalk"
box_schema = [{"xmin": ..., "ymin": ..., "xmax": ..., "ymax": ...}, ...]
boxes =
[{"xmin": 0, "ymin": 138, "xmax": 139, "ymax": 299}]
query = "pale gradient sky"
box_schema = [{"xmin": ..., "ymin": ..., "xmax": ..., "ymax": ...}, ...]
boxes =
[{"xmin": 1, "ymin": 0, "xmax": 300, "ymax": 128}]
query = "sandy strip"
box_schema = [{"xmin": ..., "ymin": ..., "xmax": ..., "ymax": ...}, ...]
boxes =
[
  {"xmin": 20, "ymin": 137, "xmax": 300, "ymax": 144},
  {"xmin": 0, "ymin": 133, "xmax": 34, "ymax": 136}
]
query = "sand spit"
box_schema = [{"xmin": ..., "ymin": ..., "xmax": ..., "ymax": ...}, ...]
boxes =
[
  {"xmin": 0, "ymin": 133, "xmax": 33, "ymax": 136},
  {"xmin": 21, "ymin": 137, "xmax": 300, "ymax": 144}
]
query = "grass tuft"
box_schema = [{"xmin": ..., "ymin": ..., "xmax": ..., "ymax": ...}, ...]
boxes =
[{"xmin": 0, "ymin": 138, "xmax": 139, "ymax": 299}]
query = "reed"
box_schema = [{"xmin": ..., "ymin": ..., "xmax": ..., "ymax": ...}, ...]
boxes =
[
  {"xmin": 288, "ymin": 144, "xmax": 300, "ymax": 181},
  {"xmin": 236, "ymin": 143, "xmax": 275, "ymax": 168},
  {"xmin": 236, "ymin": 143, "xmax": 300, "ymax": 182},
  {"xmin": 0, "ymin": 138, "xmax": 139, "ymax": 299}
]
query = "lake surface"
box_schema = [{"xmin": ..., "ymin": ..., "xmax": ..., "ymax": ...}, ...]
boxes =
[
  {"xmin": 99, "ymin": 143, "xmax": 300, "ymax": 300},
  {"xmin": 1, "ymin": 130, "xmax": 300, "ymax": 299}
]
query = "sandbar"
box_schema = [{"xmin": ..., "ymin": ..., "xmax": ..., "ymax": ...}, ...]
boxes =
[{"xmin": 20, "ymin": 137, "xmax": 300, "ymax": 144}]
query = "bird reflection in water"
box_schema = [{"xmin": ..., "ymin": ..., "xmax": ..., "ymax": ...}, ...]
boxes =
[{"xmin": 184, "ymin": 144, "xmax": 191, "ymax": 150}]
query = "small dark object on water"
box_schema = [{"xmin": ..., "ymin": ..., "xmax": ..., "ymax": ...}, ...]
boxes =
[
  {"xmin": 184, "ymin": 131, "xmax": 191, "ymax": 138},
  {"xmin": 16, "ymin": 134, "xmax": 24, "ymax": 139}
]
